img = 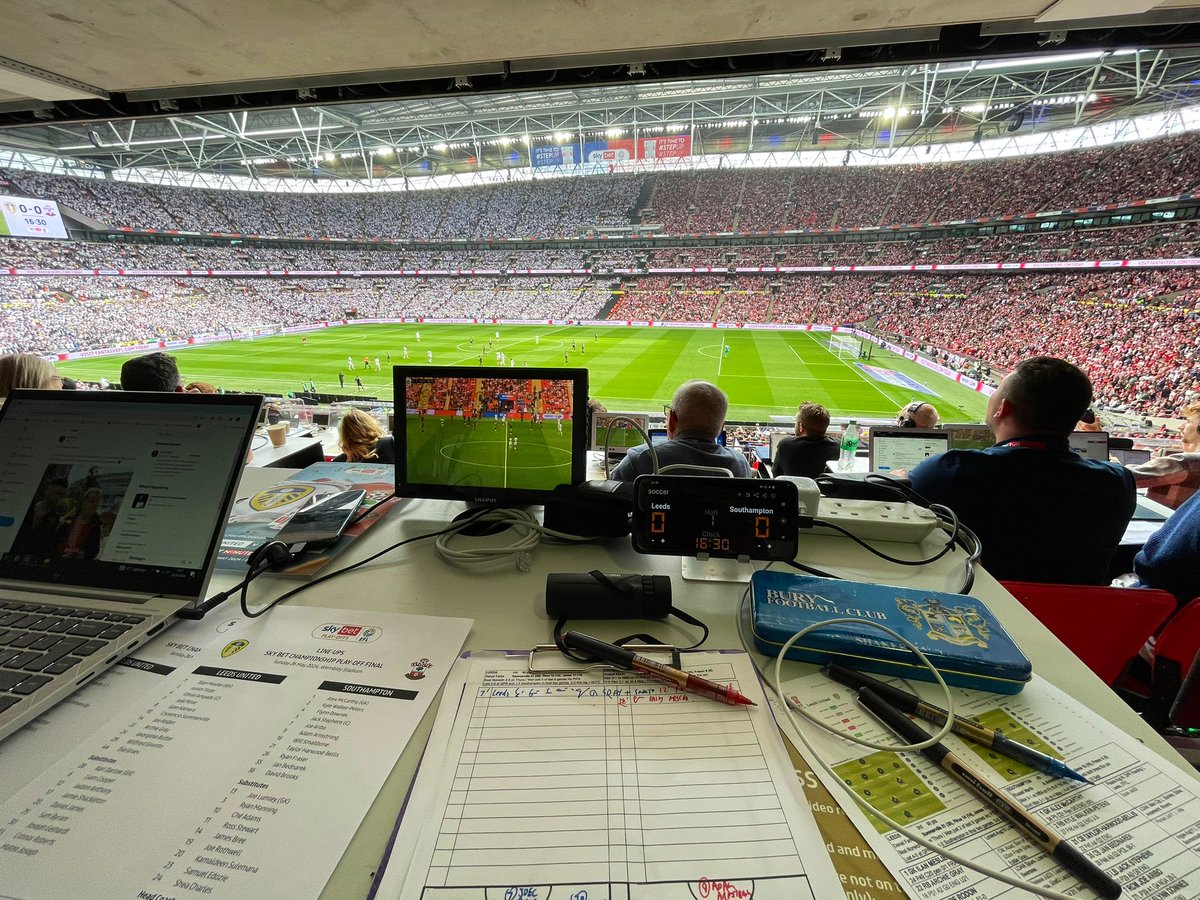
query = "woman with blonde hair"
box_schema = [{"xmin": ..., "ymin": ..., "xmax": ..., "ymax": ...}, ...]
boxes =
[
  {"xmin": 333, "ymin": 409, "xmax": 395, "ymax": 463},
  {"xmin": 0, "ymin": 353, "xmax": 63, "ymax": 399}
]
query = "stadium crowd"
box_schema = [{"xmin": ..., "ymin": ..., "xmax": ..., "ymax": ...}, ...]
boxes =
[{"xmin": 4, "ymin": 133, "xmax": 1200, "ymax": 241}]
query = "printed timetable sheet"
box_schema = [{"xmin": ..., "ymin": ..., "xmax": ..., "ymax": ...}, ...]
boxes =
[
  {"xmin": 376, "ymin": 651, "xmax": 845, "ymax": 900},
  {"xmin": 780, "ymin": 671, "xmax": 1200, "ymax": 900},
  {"xmin": 0, "ymin": 606, "xmax": 471, "ymax": 900}
]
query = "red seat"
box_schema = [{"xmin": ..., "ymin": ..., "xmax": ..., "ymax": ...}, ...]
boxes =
[
  {"xmin": 1151, "ymin": 596, "xmax": 1200, "ymax": 728},
  {"xmin": 1000, "ymin": 581, "xmax": 1178, "ymax": 685}
]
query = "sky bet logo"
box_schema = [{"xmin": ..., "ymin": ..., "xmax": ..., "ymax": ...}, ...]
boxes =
[{"xmin": 312, "ymin": 623, "xmax": 382, "ymax": 643}]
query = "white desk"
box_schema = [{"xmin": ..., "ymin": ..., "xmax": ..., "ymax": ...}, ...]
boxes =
[
  {"xmin": 208, "ymin": 468, "xmax": 1199, "ymax": 900},
  {"xmin": 247, "ymin": 430, "xmax": 330, "ymax": 468}
]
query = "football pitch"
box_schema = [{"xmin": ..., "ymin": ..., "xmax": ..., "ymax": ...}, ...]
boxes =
[
  {"xmin": 55, "ymin": 323, "xmax": 991, "ymax": 423},
  {"xmin": 406, "ymin": 415, "xmax": 574, "ymax": 491}
]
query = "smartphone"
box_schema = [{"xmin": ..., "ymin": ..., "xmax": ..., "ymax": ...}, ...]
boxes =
[{"xmin": 275, "ymin": 489, "xmax": 367, "ymax": 548}]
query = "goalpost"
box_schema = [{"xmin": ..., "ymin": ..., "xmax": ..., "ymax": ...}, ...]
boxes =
[{"xmin": 826, "ymin": 333, "xmax": 860, "ymax": 360}]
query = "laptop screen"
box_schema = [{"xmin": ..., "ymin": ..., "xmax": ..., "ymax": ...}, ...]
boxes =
[
  {"xmin": 868, "ymin": 428, "xmax": 950, "ymax": 474},
  {"xmin": 944, "ymin": 424, "xmax": 995, "ymax": 452},
  {"xmin": 1069, "ymin": 431, "xmax": 1109, "ymax": 461},
  {"xmin": 0, "ymin": 390, "xmax": 262, "ymax": 601}
]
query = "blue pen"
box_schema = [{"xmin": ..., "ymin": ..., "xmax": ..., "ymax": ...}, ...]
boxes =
[{"xmin": 825, "ymin": 664, "xmax": 1090, "ymax": 784}]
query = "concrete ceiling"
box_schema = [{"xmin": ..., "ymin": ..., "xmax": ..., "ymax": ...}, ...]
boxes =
[{"xmin": 3, "ymin": 0, "xmax": 1200, "ymax": 108}]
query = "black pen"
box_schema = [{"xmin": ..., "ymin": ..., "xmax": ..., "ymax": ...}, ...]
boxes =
[
  {"xmin": 856, "ymin": 687, "xmax": 1121, "ymax": 900},
  {"xmin": 825, "ymin": 664, "xmax": 1090, "ymax": 784}
]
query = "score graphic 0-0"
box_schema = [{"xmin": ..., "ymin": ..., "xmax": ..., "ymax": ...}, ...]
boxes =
[{"xmin": 1, "ymin": 195, "xmax": 70, "ymax": 239}]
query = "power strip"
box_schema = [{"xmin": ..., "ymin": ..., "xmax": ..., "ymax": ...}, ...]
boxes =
[{"xmin": 814, "ymin": 497, "xmax": 940, "ymax": 543}]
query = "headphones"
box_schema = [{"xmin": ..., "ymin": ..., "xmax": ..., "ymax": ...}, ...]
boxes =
[{"xmin": 898, "ymin": 401, "xmax": 932, "ymax": 428}]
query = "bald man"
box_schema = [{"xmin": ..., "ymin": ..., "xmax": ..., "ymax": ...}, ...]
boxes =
[{"xmin": 610, "ymin": 380, "xmax": 750, "ymax": 482}]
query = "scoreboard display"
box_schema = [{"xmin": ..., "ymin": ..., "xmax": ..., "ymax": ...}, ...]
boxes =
[{"xmin": 0, "ymin": 195, "xmax": 69, "ymax": 239}]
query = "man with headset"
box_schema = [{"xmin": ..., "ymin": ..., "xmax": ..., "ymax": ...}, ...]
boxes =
[
  {"xmin": 610, "ymin": 380, "xmax": 750, "ymax": 482},
  {"xmin": 908, "ymin": 357, "xmax": 1135, "ymax": 584},
  {"xmin": 897, "ymin": 399, "xmax": 940, "ymax": 429}
]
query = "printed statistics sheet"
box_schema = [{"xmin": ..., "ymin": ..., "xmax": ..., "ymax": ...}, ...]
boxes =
[
  {"xmin": 0, "ymin": 605, "xmax": 472, "ymax": 900},
  {"xmin": 376, "ymin": 650, "xmax": 844, "ymax": 900},
  {"xmin": 779, "ymin": 670, "xmax": 1200, "ymax": 900}
]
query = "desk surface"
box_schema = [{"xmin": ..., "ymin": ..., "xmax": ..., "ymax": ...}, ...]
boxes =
[{"xmin": 211, "ymin": 467, "xmax": 1198, "ymax": 900}]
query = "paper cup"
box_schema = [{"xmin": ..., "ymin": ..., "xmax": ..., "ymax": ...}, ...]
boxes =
[{"xmin": 267, "ymin": 422, "xmax": 288, "ymax": 447}]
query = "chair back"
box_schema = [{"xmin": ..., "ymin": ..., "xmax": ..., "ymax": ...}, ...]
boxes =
[
  {"xmin": 1152, "ymin": 596, "xmax": 1200, "ymax": 728},
  {"xmin": 1000, "ymin": 581, "xmax": 1178, "ymax": 685},
  {"xmin": 657, "ymin": 464, "xmax": 734, "ymax": 477}
]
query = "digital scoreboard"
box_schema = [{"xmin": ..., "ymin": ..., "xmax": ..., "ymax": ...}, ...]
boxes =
[
  {"xmin": 0, "ymin": 195, "xmax": 69, "ymax": 240},
  {"xmin": 633, "ymin": 474, "xmax": 799, "ymax": 561}
]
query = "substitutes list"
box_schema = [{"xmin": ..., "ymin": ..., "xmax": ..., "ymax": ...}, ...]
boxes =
[{"xmin": 0, "ymin": 606, "xmax": 471, "ymax": 900}]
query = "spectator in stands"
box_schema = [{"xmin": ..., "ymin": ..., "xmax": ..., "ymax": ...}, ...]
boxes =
[
  {"xmin": 120, "ymin": 352, "xmax": 183, "ymax": 392},
  {"xmin": 896, "ymin": 400, "xmax": 940, "ymax": 429},
  {"xmin": 0, "ymin": 352, "xmax": 62, "ymax": 400},
  {"xmin": 610, "ymin": 380, "xmax": 750, "ymax": 481},
  {"xmin": 185, "ymin": 381, "xmax": 217, "ymax": 394},
  {"xmin": 773, "ymin": 402, "xmax": 839, "ymax": 478},
  {"xmin": 909, "ymin": 357, "xmax": 1136, "ymax": 584},
  {"xmin": 333, "ymin": 409, "xmax": 395, "ymax": 464},
  {"xmin": 1128, "ymin": 399, "xmax": 1200, "ymax": 509},
  {"xmin": 1133, "ymin": 488, "xmax": 1200, "ymax": 604}
]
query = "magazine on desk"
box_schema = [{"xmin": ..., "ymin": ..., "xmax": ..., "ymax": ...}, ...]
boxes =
[{"xmin": 216, "ymin": 461, "xmax": 400, "ymax": 576}]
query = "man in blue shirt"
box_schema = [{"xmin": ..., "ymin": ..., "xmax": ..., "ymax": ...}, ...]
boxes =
[
  {"xmin": 611, "ymin": 380, "xmax": 750, "ymax": 481},
  {"xmin": 1134, "ymin": 490, "xmax": 1200, "ymax": 604},
  {"xmin": 909, "ymin": 357, "xmax": 1135, "ymax": 584}
]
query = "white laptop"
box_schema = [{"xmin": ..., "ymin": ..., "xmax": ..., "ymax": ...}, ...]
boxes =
[
  {"xmin": 0, "ymin": 389, "xmax": 262, "ymax": 739},
  {"xmin": 867, "ymin": 427, "xmax": 950, "ymax": 474}
]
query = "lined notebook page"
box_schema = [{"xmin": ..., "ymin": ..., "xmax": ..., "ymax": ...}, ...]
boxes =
[{"xmin": 379, "ymin": 652, "xmax": 843, "ymax": 900}]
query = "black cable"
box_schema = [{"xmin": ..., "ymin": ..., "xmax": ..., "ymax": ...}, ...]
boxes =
[{"xmin": 238, "ymin": 506, "xmax": 493, "ymax": 619}]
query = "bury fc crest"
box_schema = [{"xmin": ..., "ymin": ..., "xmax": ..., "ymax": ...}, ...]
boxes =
[{"xmin": 896, "ymin": 596, "xmax": 989, "ymax": 648}]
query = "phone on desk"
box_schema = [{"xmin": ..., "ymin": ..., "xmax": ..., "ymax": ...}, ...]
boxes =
[{"xmin": 275, "ymin": 489, "xmax": 366, "ymax": 549}]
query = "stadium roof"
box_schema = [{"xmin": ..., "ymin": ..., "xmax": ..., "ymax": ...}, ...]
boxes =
[{"xmin": 2, "ymin": 2, "xmax": 1200, "ymax": 179}]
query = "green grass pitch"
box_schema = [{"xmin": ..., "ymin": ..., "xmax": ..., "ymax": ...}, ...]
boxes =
[
  {"xmin": 405, "ymin": 415, "xmax": 573, "ymax": 491},
  {"xmin": 55, "ymin": 323, "xmax": 991, "ymax": 423}
]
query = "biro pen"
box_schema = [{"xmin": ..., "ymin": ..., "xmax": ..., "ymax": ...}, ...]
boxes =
[
  {"xmin": 824, "ymin": 663, "xmax": 1090, "ymax": 784},
  {"xmin": 856, "ymin": 686, "xmax": 1122, "ymax": 900},
  {"xmin": 561, "ymin": 631, "xmax": 755, "ymax": 706}
]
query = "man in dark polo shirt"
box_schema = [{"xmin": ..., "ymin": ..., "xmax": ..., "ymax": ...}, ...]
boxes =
[
  {"xmin": 909, "ymin": 357, "xmax": 1135, "ymax": 584},
  {"xmin": 773, "ymin": 402, "xmax": 839, "ymax": 478}
]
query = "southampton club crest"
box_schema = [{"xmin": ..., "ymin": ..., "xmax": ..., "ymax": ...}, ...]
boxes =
[{"xmin": 896, "ymin": 596, "xmax": 990, "ymax": 648}]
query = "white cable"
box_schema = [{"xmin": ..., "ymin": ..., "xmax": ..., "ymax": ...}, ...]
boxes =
[
  {"xmin": 765, "ymin": 617, "xmax": 1083, "ymax": 900},
  {"xmin": 600, "ymin": 415, "xmax": 658, "ymax": 479},
  {"xmin": 432, "ymin": 506, "xmax": 593, "ymax": 570}
]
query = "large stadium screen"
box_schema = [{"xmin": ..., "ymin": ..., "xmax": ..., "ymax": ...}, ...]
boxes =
[
  {"xmin": 0, "ymin": 195, "xmax": 69, "ymax": 240},
  {"xmin": 395, "ymin": 366, "xmax": 588, "ymax": 506}
]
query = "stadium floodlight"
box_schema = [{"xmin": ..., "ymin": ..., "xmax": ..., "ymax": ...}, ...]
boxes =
[{"xmin": 374, "ymin": 147, "xmax": 392, "ymax": 156}]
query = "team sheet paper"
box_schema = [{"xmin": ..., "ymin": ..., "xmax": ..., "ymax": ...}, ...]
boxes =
[
  {"xmin": 0, "ymin": 605, "xmax": 471, "ymax": 900},
  {"xmin": 780, "ymin": 670, "xmax": 1200, "ymax": 900},
  {"xmin": 375, "ymin": 650, "xmax": 845, "ymax": 900}
]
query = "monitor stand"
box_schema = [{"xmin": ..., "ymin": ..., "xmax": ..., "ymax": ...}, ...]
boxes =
[{"xmin": 681, "ymin": 556, "xmax": 755, "ymax": 584}]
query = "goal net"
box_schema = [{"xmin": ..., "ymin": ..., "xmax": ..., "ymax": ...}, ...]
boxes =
[{"xmin": 827, "ymin": 334, "xmax": 861, "ymax": 360}]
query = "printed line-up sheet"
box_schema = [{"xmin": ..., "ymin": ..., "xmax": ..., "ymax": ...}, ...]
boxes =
[
  {"xmin": 376, "ymin": 651, "xmax": 845, "ymax": 900},
  {"xmin": 780, "ymin": 670, "xmax": 1200, "ymax": 900},
  {"xmin": 0, "ymin": 605, "xmax": 472, "ymax": 900}
]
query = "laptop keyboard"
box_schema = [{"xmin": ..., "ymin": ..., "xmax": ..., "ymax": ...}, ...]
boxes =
[{"xmin": 0, "ymin": 600, "xmax": 147, "ymax": 716}]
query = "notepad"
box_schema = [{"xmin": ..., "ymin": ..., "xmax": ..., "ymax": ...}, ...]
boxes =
[{"xmin": 374, "ymin": 651, "xmax": 844, "ymax": 899}]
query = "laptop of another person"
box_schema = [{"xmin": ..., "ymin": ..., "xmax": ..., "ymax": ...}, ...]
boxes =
[
  {"xmin": 1069, "ymin": 430, "xmax": 1109, "ymax": 461},
  {"xmin": 0, "ymin": 389, "xmax": 262, "ymax": 740},
  {"xmin": 944, "ymin": 423, "xmax": 995, "ymax": 451},
  {"xmin": 867, "ymin": 427, "xmax": 950, "ymax": 474}
]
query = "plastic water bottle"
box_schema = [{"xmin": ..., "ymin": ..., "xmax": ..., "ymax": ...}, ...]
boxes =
[{"xmin": 838, "ymin": 420, "xmax": 860, "ymax": 471}]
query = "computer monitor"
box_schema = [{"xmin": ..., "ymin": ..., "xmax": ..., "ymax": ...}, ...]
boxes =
[
  {"xmin": 1069, "ymin": 431, "xmax": 1109, "ymax": 461},
  {"xmin": 591, "ymin": 412, "xmax": 650, "ymax": 456},
  {"xmin": 867, "ymin": 427, "xmax": 951, "ymax": 474},
  {"xmin": 944, "ymin": 424, "xmax": 995, "ymax": 451},
  {"xmin": 394, "ymin": 366, "xmax": 588, "ymax": 506}
]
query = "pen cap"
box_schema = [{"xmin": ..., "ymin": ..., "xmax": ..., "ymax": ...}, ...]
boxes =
[{"xmin": 546, "ymin": 572, "xmax": 672, "ymax": 620}]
